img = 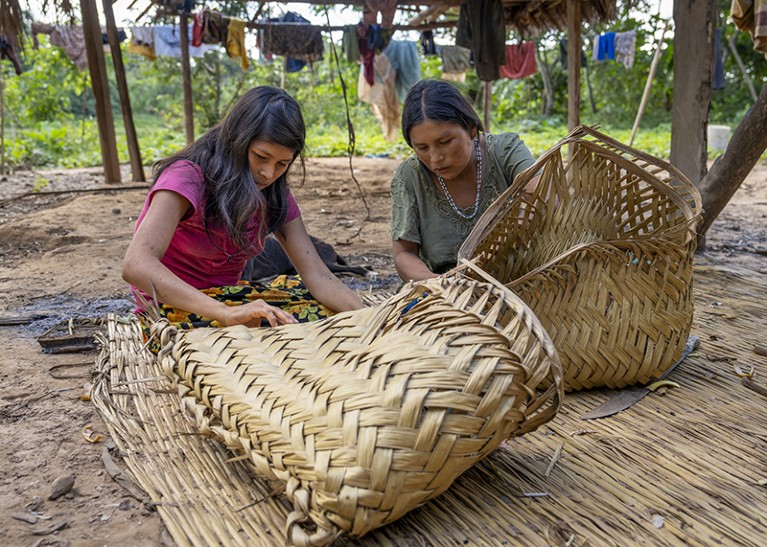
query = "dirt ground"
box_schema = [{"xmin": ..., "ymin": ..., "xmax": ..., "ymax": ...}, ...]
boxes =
[{"xmin": 0, "ymin": 155, "xmax": 765, "ymax": 546}]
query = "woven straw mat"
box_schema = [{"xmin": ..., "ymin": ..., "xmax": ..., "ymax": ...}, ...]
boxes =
[
  {"xmin": 146, "ymin": 269, "xmax": 563, "ymax": 545},
  {"xmin": 458, "ymin": 125, "xmax": 703, "ymax": 392}
]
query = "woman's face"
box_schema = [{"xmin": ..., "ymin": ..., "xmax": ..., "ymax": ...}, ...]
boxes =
[
  {"xmin": 248, "ymin": 139, "xmax": 296, "ymax": 190},
  {"xmin": 408, "ymin": 119, "xmax": 476, "ymax": 182}
]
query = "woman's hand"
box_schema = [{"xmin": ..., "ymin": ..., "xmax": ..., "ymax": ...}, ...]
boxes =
[{"xmin": 219, "ymin": 300, "xmax": 299, "ymax": 328}]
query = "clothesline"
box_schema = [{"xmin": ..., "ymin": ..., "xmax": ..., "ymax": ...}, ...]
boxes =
[{"xmin": 155, "ymin": 8, "xmax": 457, "ymax": 33}]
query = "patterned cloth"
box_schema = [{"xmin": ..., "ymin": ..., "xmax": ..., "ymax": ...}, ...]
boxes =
[
  {"xmin": 731, "ymin": 0, "xmax": 767, "ymax": 57},
  {"xmin": 140, "ymin": 275, "xmax": 335, "ymax": 351},
  {"xmin": 614, "ymin": 30, "xmax": 637, "ymax": 68},
  {"xmin": 50, "ymin": 25, "xmax": 88, "ymax": 71}
]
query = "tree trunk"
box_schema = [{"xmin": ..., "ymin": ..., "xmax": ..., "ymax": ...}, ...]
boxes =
[
  {"xmin": 535, "ymin": 44, "xmax": 555, "ymax": 116},
  {"xmin": 670, "ymin": 0, "xmax": 717, "ymax": 185},
  {"xmin": 696, "ymin": 82, "xmax": 767, "ymax": 240}
]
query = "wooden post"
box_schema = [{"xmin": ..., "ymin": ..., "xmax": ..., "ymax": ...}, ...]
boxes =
[
  {"xmin": 670, "ymin": 0, "xmax": 717, "ymax": 185},
  {"xmin": 80, "ymin": 0, "xmax": 121, "ymax": 182},
  {"xmin": 180, "ymin": 13, "xmax": 194, "ymax": 145},
  {"xmin": 102, "ymin": 0, "xmax": 145, "ymax": 181},
  {"xmin": 483, "ymin": 80, "xmax": 491, "ymax": 132},
  {"xmin": 629, "ymin": 19, "xmax": 670, "ymax": 146},
  {"xmin": 1, "ymin": 67, "xmax": 5, "ymax": 175},
  {"xmin": 566, "ymin": 0, "xmax": 581, "ymax": 133}
]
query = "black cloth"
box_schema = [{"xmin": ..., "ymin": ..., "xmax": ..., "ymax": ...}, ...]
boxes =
[
  {"xmin": 455, "ymin": 0, "xmax": 506, "ymax": 81},
  {"xmin": 420, "ymin": 30, "xmax": 437, "ymax": 55},
  {"xmin": 713, "ymin": 28, "xmax": 725, "ymax": 90},
  {"xmin": 101, "ymin": 29, "xmax": 127, "ymax": 45},
  {"xmin": 0, "ymin": 37, "xmax": 22, "ymax": 75},
  {"xmin": 559, "ymin": 38, "xmax": 588, "ymax": 70}
]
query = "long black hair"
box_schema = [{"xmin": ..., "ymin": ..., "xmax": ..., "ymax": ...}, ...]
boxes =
[
  {"xmin": 152, "ymin": 86, "xmax": 306, "ymax": 253},
  {"xmin": 401, "ymin": 79, "xmax": 484, "ymax": 147}
]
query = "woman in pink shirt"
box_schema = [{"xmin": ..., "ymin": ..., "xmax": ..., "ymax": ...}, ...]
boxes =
[{"xmin": 123, "ymin": 86, "xmax": 363, "ymax": 329}]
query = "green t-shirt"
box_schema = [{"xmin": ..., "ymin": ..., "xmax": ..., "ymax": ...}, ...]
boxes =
[{"xmin": 391, "ymin": 132, "xmax": 535, "ymax": 273}]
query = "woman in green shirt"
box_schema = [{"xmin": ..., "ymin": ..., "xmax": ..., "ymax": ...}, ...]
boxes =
[{"xmin": 391, "ymin": 79, "xmax": 538, "ymax": 281}]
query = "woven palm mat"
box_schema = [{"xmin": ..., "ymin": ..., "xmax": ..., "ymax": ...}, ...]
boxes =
[{"xmin": 92, "ymin": 258, "xmax": 767, "ymax": 546}]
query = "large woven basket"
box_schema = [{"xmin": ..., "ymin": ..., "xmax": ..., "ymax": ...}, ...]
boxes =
[
  {"xmin": 458, "ymin": 126, "xmax": 702, "ymax": 392},
  {"xmin": 151, "ymin": 267, "xmax": 563, "ymax": 545}
]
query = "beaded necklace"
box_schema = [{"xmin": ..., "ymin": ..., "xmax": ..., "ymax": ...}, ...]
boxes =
[{"xmin": 436, "ymin": 137, "xmax": 483, "ymax": 220}]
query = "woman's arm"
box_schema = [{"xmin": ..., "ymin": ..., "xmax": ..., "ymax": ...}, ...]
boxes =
[
  {"xmin": 122, "ymin": 190, "xmax": 297, "ymax": 327},
  {"xmin": 276, "ymin": 217, "xmax": 365, "ymax": 312},
  {"xmin": 392, "ymin": 239, "xmax": 437, "ymax": 282}
]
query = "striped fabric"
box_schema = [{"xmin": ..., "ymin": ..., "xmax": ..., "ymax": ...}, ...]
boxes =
[{"xmin": 731, "ymin": 0, "xmax": 767, "ymax": 57}]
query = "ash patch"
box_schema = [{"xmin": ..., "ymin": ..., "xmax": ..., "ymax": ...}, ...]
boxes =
[{"xmin": 11, "ymin": 295, "xmax": 134, "ymax": 337}]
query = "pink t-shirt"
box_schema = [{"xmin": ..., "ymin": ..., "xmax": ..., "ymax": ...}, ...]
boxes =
[{"xmin": 134, "ymin": 160, "xmax": 301, "ymax": 289}]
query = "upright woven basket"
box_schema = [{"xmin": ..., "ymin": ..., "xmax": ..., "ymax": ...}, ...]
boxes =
[
  {"xmin": 458, "ymin": 126, "xmax": 702, "ymax": 392},
  {"xmin": 152, "ymin": 267, "xmax": 562, "ymax": 545}
]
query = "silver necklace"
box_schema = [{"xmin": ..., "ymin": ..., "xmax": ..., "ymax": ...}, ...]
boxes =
[{"xmin": 436, "ymin": 137, "xmax": 483, "ymax": 220}]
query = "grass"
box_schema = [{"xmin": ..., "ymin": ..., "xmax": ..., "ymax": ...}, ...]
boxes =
[{"xmin": 2, "ymin": 113, "xmax": 753, "ymax": 173}]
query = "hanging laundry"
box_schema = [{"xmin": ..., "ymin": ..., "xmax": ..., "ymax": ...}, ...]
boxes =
[
  {"xmin": 226, "ymin": 18, "xmax": 249, "ymax": 71},
  {"xmin": 455, "ymin": 0, "xmax": 506, "ymax": 81},
  {"xmin": 199, "ymin": 11, "xmax": 228, "ymax": 46},
  {"xmin": 731, "ymin": 0, "xmax": 767, "ymax": 57},
  {"xmin": 49, "ymin": 25, "xmax": 88, "ymax": 71},
  {"xmin": 499, "ymin": 42, "xmax": 537, "ymax": 79},
  {"xmin": 154, "ymin": 0, "xmax": 195, "ymax": 13},
  {"xmin": 0, "ymin": 37, "xmax": 23, "ymax": 75},
  {"xmin": 153, "ymin": 25, "xmax": 217, "ymax": 58},
  {"xmin": 342, "ymin": 24, "xmax": 360, "ymax": 63},
  {"xmin": 259, "ymin": 12, "xmax": 324, "ymax": 64},
  {"xmin": 614, "ymin": 30, "xmax": 636, "ymax": 68},
  {"xmin": 597, "ymin": 32, "xmax": 616, "ymax": 61},
  {"xmin": 712, "ymin": 28, "xmax": 726, "ymax": 89},
  {"xmin": 382, "ymin": 40, "xmax": 421, "ymax": 102},
  {"xmin": 129, "ymin": 26, "xmax": 155, "ymax": 60},
  {"xmin": 358, "ymin": 51, "xmax": 400, "ymax": 141},
  {"xmin": 357, "ymin": 24, "xmax": 376, "ymax": 86},
  {"xmin": 420, "ymin": 30, "xmax": 437, "ymax": 56},
  {"xmin": 101, "ymin": 29, "xmax": 127, "ymax": 45},
  {"xmin": 558, "ymin": 38, "xmax": 588, "ymax": 70},
  {"xmin": 441, "ymin": 45, "xmax": 472, "ymax": 75},
  {"xmin": 363, "ymin": 0, "xmax": 398, "ymax": 28},
  {"xmin": 591, "ymin": 34, "xmax": 600, "ymax": 61}
]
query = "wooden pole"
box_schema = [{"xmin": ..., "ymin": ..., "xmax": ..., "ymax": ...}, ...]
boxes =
[
  {"xmin": 1, "ymin": 67, "xmax": 5, "ymax": 175},
  {"xmin": 566, "ymin": 0, "xmax": 581, "ymax": 133},
  {"xmin": 180, "ymin": 14, "xmax": 194, "ymax": 145},
  {"xmin": 80, "ymin": 0, "xmax": 121, "ymax": 182},
  {"xmin": 483, "ymin": 81, "xmax": 491, "ymax": 132},
  {"xmin": 102, "ymin": 0, "xmax": 145, "ymax": 181},
  {"xmin": 727, "ymin": 34, "xmax": 759, "ymax": 102},
  {"xmin": 629, "ymin": 19, "xmax": 670, "ymax": 146}
]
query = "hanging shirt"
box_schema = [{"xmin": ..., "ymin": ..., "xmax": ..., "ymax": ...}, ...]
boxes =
[
  {"xmin": 129, "ymin": 26, "xmax": 156, "ymax": 60},
  {"xmin": 455, "ymin": 0, "xmax": 506, "ymax": 81},
  {"xmin": 597, "ymin": 32, "xmax": 616, "ymax": 61},
  {"xmin": 153, "ymin": 25, "xmax": 218, "ymax": 58},
  {"xmin": 382, "ymin": 40, "xmax": 421, "ymax": 102},
  {"xmin": 50, "ymin": 26, "xmax": 88, "ymax": 71},
  {"xmin": 614, "ymin": 30, "xmax": 637, "ymax": 68},
  {"xmin": 226, "ymin": 18, "xmax": 249, "ymax": 71},
  {"xmin": 499, "ymin": 42, "xmax": 537, "ymax": 79},
  {"xmin": 712, "ymin": 28, "xmax": 726, "ymax": 89}
]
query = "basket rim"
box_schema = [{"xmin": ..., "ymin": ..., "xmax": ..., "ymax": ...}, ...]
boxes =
[{"xmin": 459, "ymin": 126, "xmax": 701, "ymax": 261}]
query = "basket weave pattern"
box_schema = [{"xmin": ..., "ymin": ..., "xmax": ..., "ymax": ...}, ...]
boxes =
[
  {"xmin": 459, "ymin": 126, "xmax": 702, "ymax": 391},
  {"xmin": 153, "ymin": 273, "xmax": 562, "ymax": 545}
]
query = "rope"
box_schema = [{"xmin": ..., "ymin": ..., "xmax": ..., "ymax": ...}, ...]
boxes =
[{"xmin": 321, "ymin": 4, "xmax": 371, "ymax": 243}]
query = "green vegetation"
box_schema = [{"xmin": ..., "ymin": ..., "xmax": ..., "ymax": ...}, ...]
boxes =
[{"xmin": 0, "ymin": 0, "xmax": 763, "ymax": 172}]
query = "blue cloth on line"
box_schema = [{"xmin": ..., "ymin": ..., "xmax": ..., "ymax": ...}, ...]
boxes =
[
  {"xmin": 383, "ymin": 40, "xmax": 422, "ymax": 103},
  {"xmin": 713, "ymin": 28, "xmax": 725, "ymax": 90},
  {"xmin": 597, "ymin": 32, "xmax": 616, "ymax": 61}
]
